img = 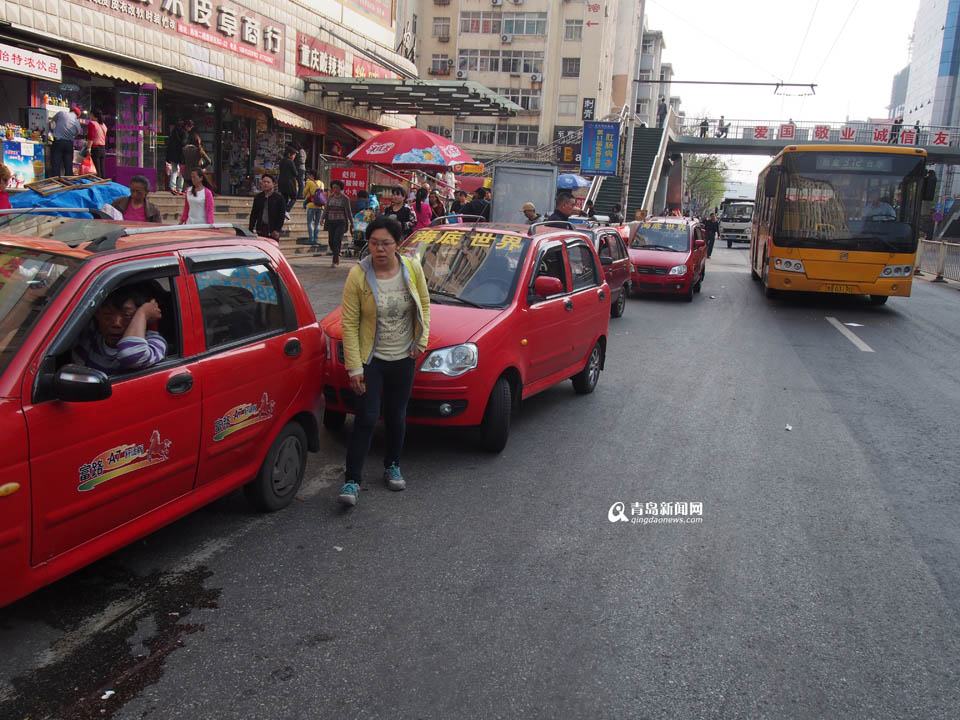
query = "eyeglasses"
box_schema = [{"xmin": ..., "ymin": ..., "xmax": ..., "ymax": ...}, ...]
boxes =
[{"xmin": 368, "ymin": 241, "xmax": 396, "ymax": 249}]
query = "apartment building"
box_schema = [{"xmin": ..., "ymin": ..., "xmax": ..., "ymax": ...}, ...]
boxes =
[{"xmin": 412, "ymin": 0, "xmax": 643, "ymax": 160}]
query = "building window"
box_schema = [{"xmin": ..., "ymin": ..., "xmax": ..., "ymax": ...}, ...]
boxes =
[
  {"xmin": 433, "ymin": 17, "xmax": 451, "ymax": 37},
  {"xmin": 495, "ymin": 124, "xmax": 538, "ymax": 147},
  {"xmin": 495, "ymin": 88, "xmax": 542, "ymax": 111},
  {"xmin": 456, "ymin": 123, "xmax": 497, "ymax": 145},
  {"xmin": 636, "ymin": 100, "xmax": 650, "ymax": 117},
  {"xmin": 558, "ymin": 95, "xmax": 577, "ymax": 116},
  {"xmin": 562, "ymin": 58, "xmax": 581, "ymax": 78},
  {"xmin": 458, "ymin": 49, "xmax": 500, "ymax": 72},
  {"xmin": 501, "ymin": 50, "xmax": 544, "ymax": 74},
  {"xmin": 564, "ymin": 19, "xmax": 583, "ymax": 41},
  {"xmin": 460, "ymin": 11, "xmax": 502, "ymax": 34},
  {"xmin": 638, "ymin": 71, "xmax": 651, "ymax": 82},
  {"xmin": 642, "ymin": 40, "xmax": 653, "ymax": 54},
  {"xmin": 502, "ymin": 12, "xmax": 548, "ymax": 36},
  {"xmin": 431, "ymin": 54, "xmax": 450, "ymax": 73}
]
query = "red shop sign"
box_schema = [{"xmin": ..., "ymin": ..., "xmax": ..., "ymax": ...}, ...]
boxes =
[{"xmin": 330, "ymin": 167, "xmax": 369, "ymax": 198}]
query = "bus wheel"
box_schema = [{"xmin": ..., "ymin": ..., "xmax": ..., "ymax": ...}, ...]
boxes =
[
  {"xmin": 762, "ymin": 258, "xmax": 778, "ymax": 299},
  {"xmin": 869, "ymin": 295, "xmax": 889, "ymax": 306},
  {"xmin": 751, "ymin": 263, "xmax": 760, "ymax": 280}
]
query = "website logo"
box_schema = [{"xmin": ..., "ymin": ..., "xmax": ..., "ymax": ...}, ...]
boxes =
[{"xmin": 608, "ymin": 501, "xmax": 629, "ymax": 522}]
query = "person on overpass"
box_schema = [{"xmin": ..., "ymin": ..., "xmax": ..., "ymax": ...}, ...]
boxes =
[{"xmin": 699, "ymin": 117, "xmax": 709, "ymax": 138}]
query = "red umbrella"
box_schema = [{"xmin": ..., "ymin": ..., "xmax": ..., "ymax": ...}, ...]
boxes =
[{"xmin": 346, "ymin": 127, "xmax": 474, "ymax": 169}]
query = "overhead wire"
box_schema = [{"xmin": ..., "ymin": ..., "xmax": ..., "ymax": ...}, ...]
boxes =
[{"xmin": 799, "ymin": 0, "xmax": 861, "ymax": 112}]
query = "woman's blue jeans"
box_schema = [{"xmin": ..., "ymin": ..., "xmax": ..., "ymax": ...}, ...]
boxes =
[{"xmin": 307, "ymin": 207, "xmax": 322, "ymax": 246}]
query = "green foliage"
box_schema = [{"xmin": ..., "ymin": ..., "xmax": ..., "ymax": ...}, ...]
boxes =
[{"xmin": 684, "ymin": 155, "xmax": 728, "ymax": 213}]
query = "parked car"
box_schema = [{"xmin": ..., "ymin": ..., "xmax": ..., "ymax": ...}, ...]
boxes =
[
  {"xmin": 625, "ymin": 217, "xmax": 707, "ymax": 302},
  {"xmin": 0, "ymin": 220, "xmax": 324, "ymax": 607},
  {"xmin": 574, "ymin": 222, "xmax": 632, "ymax": 318},
  {"xmin": 320, "ymin": 221, "xmax": 611, "ymax": 453}
]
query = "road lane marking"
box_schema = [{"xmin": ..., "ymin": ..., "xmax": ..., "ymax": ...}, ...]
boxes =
[{"xmin": 826, "ymin": 316, "xmax": 875, "ymax": 352}]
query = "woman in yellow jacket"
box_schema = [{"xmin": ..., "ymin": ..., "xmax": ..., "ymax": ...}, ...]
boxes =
[{"xmin": 338, "ymin": 215, "xmax": 431, "ymax": 507}]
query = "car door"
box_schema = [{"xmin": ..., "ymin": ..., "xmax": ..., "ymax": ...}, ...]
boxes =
[
  {"xmin": 602, "ymin": 230, "xmax": 631, "ymax": 293},
  {"xmin": 185, "ymin": 248, "xmax": 306, "ymax": 489},
  {"xmin": 564, "ymin": 239, "xmax": 609, "ymax": 364},
  {"xmin": 518, "ymin": 241, "xmax": 574, "ymax": 385},
  {"xmin": 692, "ymin": 226, "xmax": 706, "ymax": 279},
  {"xmin": 23, "ymin": 256, "xmax": 203, "ymax": 564}
]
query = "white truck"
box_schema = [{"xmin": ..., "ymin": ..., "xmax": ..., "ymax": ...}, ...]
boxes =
[{"xmin": 719, "ymin": 199, "xmax": 755, "ymax": 248}]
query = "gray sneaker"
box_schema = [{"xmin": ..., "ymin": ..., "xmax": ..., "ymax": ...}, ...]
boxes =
[{"xmin": 384, "ymin": 463, "xmax": 405, "ymax": 491}]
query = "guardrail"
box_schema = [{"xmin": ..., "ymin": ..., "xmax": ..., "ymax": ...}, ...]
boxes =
[
  {"xmin": 675, "ymin": 118, "xmax": 960, "ymax": 149},
  {"xmin": 918, "ymin": 238, "xmax": 960, "ymax": 282}
]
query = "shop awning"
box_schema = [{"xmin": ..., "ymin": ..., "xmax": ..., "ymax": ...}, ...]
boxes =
[
  {"xmin": 237, "ymin": 99, "xmax": 314, "ymax": 131},
  {"xmin": 338, "ymin": 122, "xmax": 382, "ymax": 141},
  {"xmin": 67, "ymin": 53, "xmax": 162, "ymax": 88},
  {"xmin": 302, "ymin": 77, "xmax": 523, "ymax": 117}
]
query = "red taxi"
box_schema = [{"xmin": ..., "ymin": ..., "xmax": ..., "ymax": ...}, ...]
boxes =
[
  {"xmin": 625, "ymin": 217, "xmax": 707, "ymax": 302},
  {"xmin": 0, "ymin": 221, "xmax": 324, "ymax": 607},
  {"xmin": 320, "ymin": 222, "xmax": 611, "ymax": 453}
]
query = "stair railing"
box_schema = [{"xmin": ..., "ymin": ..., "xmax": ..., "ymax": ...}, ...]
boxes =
[
  {"xmin": 583, "ymin": 104, "xmax": 631, "ymax": 209},
  {"xmin": 641, "ymin": 107, "xmax": 676, "ymax": 214}
]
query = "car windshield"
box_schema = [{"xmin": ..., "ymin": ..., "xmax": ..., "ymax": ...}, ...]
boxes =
[
  {"xmin": 722, "ymin": 204, "xmax": 753, "ymax": 221},
  {"xmin": 400, "ymin": 228, "xmax": 531, "ymax": 307},
  {"xmin": 775, "ymin": 151, "xmax": 925, "ymax": 252},
  {"xmin": 0, "ymin": 247, "xmax": 82, "ymax": 377},
  {"xmin": 630, "ymin": 222, "xmax": 690, "ymax": 252}
]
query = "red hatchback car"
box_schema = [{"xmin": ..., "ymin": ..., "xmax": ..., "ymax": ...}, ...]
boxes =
[
  {"xmin": 625, "ymin": 217, "xmax": 707, "ymax": 302},
  {"xmin": 578, "ymin": 223, "xmax": 633, "ymax": 318},
  {"xmin": 320, "ymin": 222, "xmax": 611, "ymax": 452},
  {"xmin": 0, "ymin": 221, "xmax": 324, "ymax": 607}
]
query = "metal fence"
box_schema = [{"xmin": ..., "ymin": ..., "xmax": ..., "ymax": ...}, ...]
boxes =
[{"xmin": 919, "ymin": 238, "xmax": 960, "ymax": 281}]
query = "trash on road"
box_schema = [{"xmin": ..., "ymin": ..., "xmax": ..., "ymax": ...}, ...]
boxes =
[
  {"xmin": 100, "ymin": 690, "xmax": 115, "ymax": 700},
  {"xmin": 334, "ymin": 546, "xmax": 343, "ymax": 552},
  {"xmin": 709, "ymin": 295, "xmax": 718, "ymax": 299},
  {"xmin": 844, "ymin": 323, "xmax": 864, "ymax": 327},
  {"xmin": 785, "ymin": 424, "xmax": 793, "ymax": 431}
]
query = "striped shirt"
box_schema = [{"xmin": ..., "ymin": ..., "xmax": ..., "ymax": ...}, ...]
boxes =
[{"xmin": 72, "ymin": 327, "xmax": 167, "ymax": 373}]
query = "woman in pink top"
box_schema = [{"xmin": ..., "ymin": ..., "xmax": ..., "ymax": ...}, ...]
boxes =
[
  {"xmin": 412, "ymin": 187, "xmax": 433, "ymax": 231},
  {"xmin": 86, "ymin": 109, "xmax": 108, "ymax": 178},
  {"xmin": 180, "ymin": 167, "xmax": 215, "ymax": 225}
]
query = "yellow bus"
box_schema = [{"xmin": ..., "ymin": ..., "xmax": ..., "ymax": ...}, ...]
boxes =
[{"xmin": 750, "ymin": 145, "xmax": 936, "ymax": 304}]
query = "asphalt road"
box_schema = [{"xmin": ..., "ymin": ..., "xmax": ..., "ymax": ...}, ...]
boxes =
[{"xmin": 2, "ymin": 248, "xmax": 959, "ymax": 719}]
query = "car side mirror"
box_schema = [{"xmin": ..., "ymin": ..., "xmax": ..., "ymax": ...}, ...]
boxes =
[
  {"xmin": 53, "ymin": 364, "xmax": 112, "ymax": 402},
  {"xmin": 599, "ymin": 256, "xmax": 612, "ymax": 266},
  {"xmin": 533, "ymin": 276, "xmax": 563, "ymax": 298},
  {"xmin": 695, "ymin": 239, "xmax": 706, "ymax": 250},
  {"xmin": 764, "ymin": 167, "xmax": 780, "ymax": 198},
  {"xmin": 923, "ymin": 170, "xmax": 937, "ymax": 202}
]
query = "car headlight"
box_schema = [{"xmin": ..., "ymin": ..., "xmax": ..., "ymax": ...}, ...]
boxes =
[
  {"xmin": 881, "ymin": 264, "xmax": 912, "ymax": 277},
  {"xmin": 773, "ymin": 258, "xmax": 806, "ymax": 273},
  {"xmin": 420, "ymin": 343, "xmax": 478, "ymax": 376},
  {"xmin": 668, "ymin": 264, "xmax": 688, "ymax": 275}
]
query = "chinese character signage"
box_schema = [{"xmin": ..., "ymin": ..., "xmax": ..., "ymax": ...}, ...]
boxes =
[
  {"xmin": 331, "ymin": 167, "xmax": 369, "ymax": 199},
  {"xmin": 839, "ymin": 126, "xmax": 857, "ymax": 142},
  {"xmin": 778, "ymin": 124, "xmax": 795, "ymax": 140},
  {"xmin": 296, "ymin": 33, "xmax": 347, "ymax": 77},
  {"xmin": 580, "ymin": 121, "xmax": 619, "ymax": 176},
  {"xmin": 582, "ymin": 98, "xmax": 596, "ymax": 122},
  {"xmin": 554, "ymin": 126, "xmax": 581, "ymax": 165},
  {"xmin": 353, "ymin": 58, "xmax": 397, "ymax": 80},
  {"xmin": 344, "ymin": 0, "xmax": 393, "ymax": 29},
  {"xmin": 813, "ymin": 125, "xmax": 831, "ymax": 141},
  {"xmin": 0, "ymin": 44, "xmax": 61, "ymax": 82},
  {"xmin": 67, "ymin": 0, "xmax": 284, "ymax": 66},
  {"xmin": 753, "ymin": 126, "xmax": 770, "ymax": 140}
]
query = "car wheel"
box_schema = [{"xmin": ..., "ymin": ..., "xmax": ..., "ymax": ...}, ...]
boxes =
[
  {"xmin": 694, "ymin": 275, "xmax": 702, "ymax": 293},
  {"xmin": 610, "ymin": 285, "xmax": 627, "ymax": 318},
  {"xmin": 244, "ymin": 422, "xmax": 307, "ymax": 512},
  {"xmin": 762, "ymin": 257, "xmax": 778, "ymax": 299},
  {"xmin": 682, "ymin": 282, "xmax": 694, "ymax": 302},
  {"xmin": 572, "ymin": 341, "xmax": 602, "ymax": 394},
  {"xmin": 323, "ymin": 408, "xmax": 346, "ymax": 431},
  {"xmin": 477, "ymin": 377, "xmax": 511, "ymax": 453},
  {"xmin": 869, "ymin": 294, "xmax": 889, "ymax": 305}
]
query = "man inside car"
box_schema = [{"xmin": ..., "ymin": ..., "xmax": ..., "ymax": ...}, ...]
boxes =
[{"xmin": 73, "ymin": 286, "xmax": 167, "ymax": 373}]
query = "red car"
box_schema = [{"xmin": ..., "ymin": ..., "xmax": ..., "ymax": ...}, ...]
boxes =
[
  {"xmin": 0, "ymin": 221, "xmax": 324, "ymax": 607},
  {"xmin": 625, "ymin": 217, "xmax": 707, "ymax": 302},
  {"xmin": 578, "ymin": 223, "xmax": 632, "ymax": 318},
  {"xmin": 320, "ymin": 222, "xmax": 611, "ymax": 452}
]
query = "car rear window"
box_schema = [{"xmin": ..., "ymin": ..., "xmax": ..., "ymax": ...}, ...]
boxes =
[
  {"xmin": 0, "ymin": 247, "xmax": 81, "ymax": 378},
  {"xmin": 194, "ymin": 263, "xmax": 287, "ymax": 348}
]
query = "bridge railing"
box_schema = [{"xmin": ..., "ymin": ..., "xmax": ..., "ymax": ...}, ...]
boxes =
[{"xmin": 675, "ymin": 118, "xmax": 960, "ymax": 149}]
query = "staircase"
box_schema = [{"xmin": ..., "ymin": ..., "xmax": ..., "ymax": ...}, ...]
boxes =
[
  {"xmin": 149, "ymin": 193, "xmax": 326, "ymax": 261},
  {"xmin": 592, "ymin": 127, "xmax": 664, "ymax": 217}
]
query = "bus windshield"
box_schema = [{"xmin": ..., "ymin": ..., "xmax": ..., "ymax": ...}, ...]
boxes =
[{"xmin": 775, "ymin": 152, "xmax": 925, "ymax": 252}]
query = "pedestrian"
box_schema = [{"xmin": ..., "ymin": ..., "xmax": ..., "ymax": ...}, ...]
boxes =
[
  {"xmin": 450, "ymin": 189, "xmax": 469, "ymax": 214},
  {"xmin": 165, "ymin": 119, "xmax": 187, "ymax": 193},
  {"xmin": 460, "ymin": 186, "xmax": 491, "ymax": 220},
  {"xmin": 248, "ymin": 174, "xmax": 286, "ymax": 241},
  {"xmin": 521, "ymin": 201, "xmax": 540, "ymax": 226},
  {"xmin": 110, "ymin": 175, "xmax": 163, "ymax": 223},
  {"xmin": 336, "ymin": 214, "xmax": 431, "ymax": 508},
  {"xmin": 657, "ymin": 97, "xmax": 668, "ymax": 128},
  {"xmin": 546, "ymin": 190, "xmax": 577, "ymax": 224},
  {"xmin": 609, "ymin": 203, "xmax": 624, "ymax": 224},
  {"xmin": 50, "ymin": 103, "xmax": 83, "ymax": 176},
  {"xmin": 181, "ymin": 120, "xmax": 211, "ymax": 182},
  {"xmin": 294, "ymin": 141, "xmax": 307, "ymax": 199},
  {"xmin": 634, "ymin": 209, "xmax": 646, "ymax": 221},
  {"xmin": 278, "ymin": 146, "xmax": 298, "ymax": 219},
  {"xmin": 304, "ymin": 169, "xmax": 325, "ymax": 252},
  {"xmin": 383, "ymin": 185, "xmax": 414, "ymax": 234},
  {"xmin": 716, "ymin": 116, "xmax": 728, "ymax": 138},
  {"xmin": 583, "ymin": 199, "xmax": 596, "ymax": 218},
  {"xmin": 324, "ymin": 179, "xmax": 353, "ymax": 266},
  {"xmin": 412, "ymin": 187, "xmax": 433, "ymax": 231},
  {"xmin": 86, "ymin": 109, "xmax": 108, "ymax": 178},
  {"xmin": 699, "ymin": 117, "xmax": 709, "ymax": 138},
  {"xmin": 180, "ymin": 167, "xmax": 215, "ymax": 225},
  {"xmin": 0, "ymin": 163, "xmax": 13, "ymax": 210},
  {"xmin": 703, "ymin": 212, "xmax": 720, "ymax": 258},
  {"xmin": 914, "ymin": 120, "xmax": 921, "ymax": 145},
  {"xmin": 356, "ymin": 189, "xmax": 379, "ymax": 213},
  {"xmin": 889, "ymin": 116, "xmax": 903, "ymax": 144},
  {"xmin": 429, "ymin": 190, "xmax": 446, "ymax": 221}
]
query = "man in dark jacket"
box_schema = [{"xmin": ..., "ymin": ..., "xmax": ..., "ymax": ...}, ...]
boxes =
[
  {"xmin": 165, "ymin": 119, "xmax": 187, "ymax": 192},
  {"xmin": 545, "ymin": 191, "xmax": 577, "ymax": 225},
  {"xmin": 249, "ymin": 175, "xmax": 286, "ymax": 241},
  {"xmin": 703, "ymin": 212, "xmax": 720, "ymax": 258},
  {"xmin": 278, "ymin": 146, "xmax": 298, "ymax": 218},
  {"xmin": 459, "ymin": 187, "xmax": 491, "ymax": 220}
]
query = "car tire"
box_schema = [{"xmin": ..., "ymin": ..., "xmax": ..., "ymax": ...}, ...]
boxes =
[
  {"xmin": 477, "ymin": 377, "xmax": 511, "ymax": 453},
  {"xmin": 682, "ymin": 282, "xmax": 694, "ymax": 302},
  {"xmin": 610, "ymin": 285, "xmax": 627, "ymax": 318},
  {"xmin": 244, "ymin": 422, "xmax": 307, "ymax": 512},
  {"xmin": 694, "ymin": 275, "xmax": 702, "ymax": 293},
  {"xmin": 869, "ymin": 294, "xmax": 889, "ymax": 305},
  {"xmin": 762, "ymin": 257, "xmax": 778, "ymax": 299},
  {"xmin": 323, "ymin": 408, "xmax": 346, "ymax": 431},
  {"xmin": 572, "ymin": 341, "xmax": 602, "ymax": 394}
]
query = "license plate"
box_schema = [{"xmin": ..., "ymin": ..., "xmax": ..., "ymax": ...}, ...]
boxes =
[{"xmin": 822, "ymin": 284, "xmax": 860, "ymax": 294}]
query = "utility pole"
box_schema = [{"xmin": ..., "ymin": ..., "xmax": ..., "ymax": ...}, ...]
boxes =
[{"xmin": 620, "ymin": 0, "xmax": 645, "ymax": 220}]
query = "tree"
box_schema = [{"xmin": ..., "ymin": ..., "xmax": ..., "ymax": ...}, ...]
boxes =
[{"xmin": 684, "ymin": 155, "xmax": 728, "ymax": 214}]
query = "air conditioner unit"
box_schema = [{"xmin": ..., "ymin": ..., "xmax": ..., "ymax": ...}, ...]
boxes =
[
  {"xmin": 456, "ymin": 69, "xmax": 468, "ymax": 80},
  {"xmin": 446, "ymin": 57, "xmax": 456, "ymax": 68},
  {"xmin": 511, "ymin": 0, "xmax": 524, "ymax": 4},
  {"xmin": 491, "ymin": 0, "xmax": 503, "ymax": 5},
  {"xmin": 501, "ymin": 34, "xmax": 513, "ymax": 44},
  {"xmin": 530, "ymin": 73, "xmax": 543, "ymax": 83},
  {"xmin": 443, "ymin": 128, "xmax": 452, "ymax": 137}
]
